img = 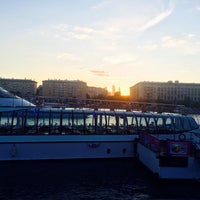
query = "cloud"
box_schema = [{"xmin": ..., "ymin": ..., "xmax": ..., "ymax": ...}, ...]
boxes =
[
  {"xmin": 51, "ymin": 24, "xmax": 93, "ymax": 41},
  {"xmin": 57, "ymin": 53, "xmax": 79, "ymax": 61},
  {"xmin": 139, "ymin": 1, "xmax": 174, "ymax": 31},
  {"xmin": 91, "ymin": 0, "xmax": 175, "ymax": 34},
  {"xmin": 162, "ymin": 36, "xmax": 186, "ymax": 48},
  {"xmin": 52, "ymin": 24, "xmax": 69, "ymax": 31},
  {"xmin": 73, "ymin": 26, "xmax": 96, "ymax": 34},
  {"xmin": 197, "ymin": 6, "xmax": 200, "ymax": 11},
  {"xmin": 161, "ymin": 34, "xmax": 200, "ymax": 55},
  {"xmin": 91, "ymin": 0, "xmax": 113, "ymax": 9},
  {"xmin": 137, "ymin": 44, "xmax": 158, "ymax": 51},
  {"xmin": 48, "ymin": 1, "xmax": 175, "ymax": 44},
  {"xmin": 50, "ymin": 23, "xmax": 120, "ymax": 42},
  {"xmin": 37, "ymin": 0, "xmax": 176, "ymax": 67},
  {"xmin": 90, "ymin": 70, "xmax": 109, "ymax": 77},
  {"xmin": 183, "ymin": 33, "xmax": 196, "ymax": 38},
  {"xmin": 103, "ymin": 54, "xmax": 138, "ymax": 65}
]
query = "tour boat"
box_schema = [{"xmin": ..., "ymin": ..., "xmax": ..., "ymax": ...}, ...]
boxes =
[
  {"xmin": 0, "ymin": 106, "xmax": 199, "ymax": 165},
  {"xmin": 0, "ymin": 108, "xmax": 139, "ymax": 160}
]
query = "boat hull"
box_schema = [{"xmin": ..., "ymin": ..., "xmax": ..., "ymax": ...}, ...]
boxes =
[{"xmin": 0, "ymin": 135, "xmax": 138, "ymax": 161}]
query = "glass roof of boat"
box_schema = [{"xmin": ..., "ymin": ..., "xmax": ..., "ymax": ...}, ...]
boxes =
[{"xmin": 0, "ymin": 87, "xmax": 16, "ymax": 98}]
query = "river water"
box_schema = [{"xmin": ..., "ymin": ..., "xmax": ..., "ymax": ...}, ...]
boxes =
[{"xmin": 0, "ymin": 159, "xmax": 200, "ymax": 200}]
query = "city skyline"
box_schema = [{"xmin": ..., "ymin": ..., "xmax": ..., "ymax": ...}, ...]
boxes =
[{"xmin": 1, "ymin": 0, "xmax": 200, "ymax": 95}]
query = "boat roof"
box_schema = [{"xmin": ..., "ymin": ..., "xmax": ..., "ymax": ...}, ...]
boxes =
[
  {"xmin": 0, "ymin": 87, "xmax": 35, "ymax": 107},
  {"xmin": 0, "ymin": 87, "xmax": 15, "ymax": 98}
]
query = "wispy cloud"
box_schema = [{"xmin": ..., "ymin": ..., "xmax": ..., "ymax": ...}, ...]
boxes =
[
  {"xmin": 52, "ymin": 24, "xmax": 69, "ymax": 31},
  {"xmin": 50, "ymin": 23, "xmax": 120, "ymax": 42},
  {"xmin": 162, "ymin": 36, "xmax": 186, "ymax": 48},
  {"xmin": 183, "ymin": 33, "xmax": 196, "ymax": 38},
  {"xmin": 161, "ymin": 34, "xmax": 200, "ymax": 55},
  {"xmin": 91, "ymin": 0, "xmax": 175, "ymax": 33},
  {"xmin": 57, "ymin": 53, "xmax": 79, "ymax": 61},
  {"xmin": 47, "ymin": 0, "xmax": 175, "ymax": 44},
  {"xmin": 91, "ymin": 0, "xmax": 113, "ymax": 9},
  {"xmin": 37, "ymin": 0, "xmax": 177, "ymax": 72},
  {"xmin": 139, "ymin": 3, "xmax": 174, "ymax": 31},
  {"xmin": 103, "ymin": 54, "xmax": 138, "ymax": 65},
  {"xmin": 137, "ymin": 44, "xmax": 158, "ymax": 51},
  {"xmin": 196, "ymin": 6, "xmax": 200, "ymax": 11},
  {"xmin": 90, "ymin": 70, "xmax": 109, "ymax": 77}
]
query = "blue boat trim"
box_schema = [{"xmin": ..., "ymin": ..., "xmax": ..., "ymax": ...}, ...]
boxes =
[{"xmin": 0, "ymin": 135, "xmax": 137, "ymax": 143}]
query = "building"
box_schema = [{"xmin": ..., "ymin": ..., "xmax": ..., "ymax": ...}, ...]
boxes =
[
  {"xmin": 130, "ymin": 81, "xmax": 200, "ymax": 104},
  {"xmin": 86, "ymin": 86, "xmax": 108, "ymax": 98},
  {"xmin": 42, "ymin": 79, "xmax": 87, "ymax": 100},
  {"xmin": 0, "ymin": 78, "xmax": 37, "ymax": 99},
  {"xmin": 112, "ymin": 85, "xmax": 116, "ymax": 96}
]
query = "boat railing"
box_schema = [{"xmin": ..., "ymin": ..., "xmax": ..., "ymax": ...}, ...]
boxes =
[{"xmin": 139, "ymin": 131, "xmax": 196, "ymax": 158}]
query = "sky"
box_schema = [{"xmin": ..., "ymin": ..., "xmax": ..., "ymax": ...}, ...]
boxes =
[{"xmin": 0, "ymin": 0, "xmax": 200, "ymax": 95}]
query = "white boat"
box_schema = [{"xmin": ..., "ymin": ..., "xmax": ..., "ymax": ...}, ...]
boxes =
[
  {"xmin": 0, "ymin": 108, "xmax": 139, "ymax": 160},
  {"xmin": 1, "ymin": 101, "xmax": 200, "ymax": 181}
]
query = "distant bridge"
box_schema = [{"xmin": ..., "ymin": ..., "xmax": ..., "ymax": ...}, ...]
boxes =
[
  {"xmin": 36, "ymin": 97, "xmax": 178, "ymax": 113},
  {"xmin": 79, "ymin": 99, "xmax": 177, "ymax": 113}
]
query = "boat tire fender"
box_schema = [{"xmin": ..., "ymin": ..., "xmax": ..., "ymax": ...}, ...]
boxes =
[{"xmin": 179, "ymin": 133, "xmax": 186, "ymax": 141}]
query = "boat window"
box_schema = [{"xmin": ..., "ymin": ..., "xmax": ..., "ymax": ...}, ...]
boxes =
[
  {"xmin": 125, "ymin": 114, "xmax": 138, "ymax": 134},
  {"xmin": 106, "ymin": 113, "xmax": 117, "ymax": 134},
  {"xmin": 92, "ymin": 112, "xmax": 102, "ymax": 134},
  {"xmin": 50, "ymin": 111, "xmax": 61, "ymax": 126},
  {"xmin": 61, "ymin": 111, "xmax": 74, "ymax": 134},
  {"xmin": 63, "ymin": 111, "xmax": 73, "ymax": 126},
  {"xmin": 36, "ymin": 110, "xmax": 50, "ymax": 134},
  {"xmin": 118, "ymin": 113, "xmax": 127, "ymax": 126},
  {"xmin": 101, "ymin": 113, "xmax": 107, "ymax": 127},
  {"xmin": 126, "ymin": 116, "xmax": 132, "ymax": 125},
  {"xmin": 147, "ymin": 117, "xmax": 156, "ymax": 127},
  {"xmin": 0, "ymin": 111, "xmax": 13, "ymax": 127},
  {"xmin": 180, "ymin": 116, "xmax": 191, "ymax": 131},
  {"xmin": 156, "ymin": 117, "xmax": 164, "ymax": 127},
  {"xmin": 117, "ymin": 113, "xmax": 129, "ymax": 134},
  {"xmin": 47, "ymin": 110, "xmax": 62, "ymax": 134},
  {"xmin": 137, "ymin": 116, "xmax": 147, "ymax": 130},
  {"xmin": 24, "ymin": 110, "xmax": 37, "ymax": 134},
  {"xmin": 106, "ymin": 114, "xmax": 115, "ymax": 126},
  {"xmin": 73, "ymin": 111, "xmax": 85, "ymax": 134},
  {"xmin": 26, "ymin": 110, "xmax": 37, "ymax": 126},
  {"xmin": 165, "ymin": 117, "xmax": 173, "ymax": 130},
  {"xmin": 188, "ymin": 117, "xmax": 199, "ymax": 130},
  {"xmin": 85, "ymin": 113, "xmax": 95, "ymax": 134},
  {"xmin": 92, "ymin": 112, "xmax": 107, "ymax": 132},
  {"xmin": 172, "ymin": 116, "xmax": 183, "ymax": 132}
]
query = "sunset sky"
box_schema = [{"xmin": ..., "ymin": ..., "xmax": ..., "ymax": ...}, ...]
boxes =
[{"xmin": 0, "ymin": 0, "xmax": 200, "ymax": 95}]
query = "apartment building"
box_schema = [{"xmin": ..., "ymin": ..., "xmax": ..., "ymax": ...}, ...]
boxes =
[
  {"xmin": 0, "ymin": 78, "xmax": 37, "ymax": 98},
  {"xmin": 87, "ymin": 86, "xmax": 108, "ymax": 98},
  {"xmin": 130, "ymin": 81, "xmax": 200, "ymax": 103},
  {"xmin": 42, "ymin": 79, "xmax": 87, "ymax": 99}
]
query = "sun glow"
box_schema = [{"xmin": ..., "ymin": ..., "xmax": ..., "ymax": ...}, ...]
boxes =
[{"xmin": 120, "ymin": 87, "xmax": 130, "ymax": 96}]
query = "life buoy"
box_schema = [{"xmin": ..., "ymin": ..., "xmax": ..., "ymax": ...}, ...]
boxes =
[{"xmin": 179, "ymin": 133, "xmax": 186, "ymax": 141}]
